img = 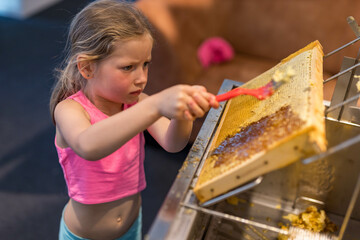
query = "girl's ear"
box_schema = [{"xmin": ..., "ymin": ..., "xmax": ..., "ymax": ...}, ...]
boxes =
[{"xmin": 77, "ymin": 54, "xmax": 95, "ymax": 79}]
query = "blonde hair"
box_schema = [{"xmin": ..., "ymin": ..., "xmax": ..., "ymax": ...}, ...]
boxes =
[{"xmin": 49, "ymin": 0, "xmax": 153, "ymax": 123}]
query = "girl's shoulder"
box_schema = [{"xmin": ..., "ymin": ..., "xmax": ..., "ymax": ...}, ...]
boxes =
[
  {"xmin": 54, "ymin": 98, "xmax": 90, "ymax": 123},
  {"xmin": 56, "ymin": 97, "xmax": 84, "ymax": 109}
]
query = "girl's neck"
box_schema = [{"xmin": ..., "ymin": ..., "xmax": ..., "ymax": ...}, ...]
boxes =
[{"xmin": 83, "ymin": 87, "xmax": 123, "ymax": 116}]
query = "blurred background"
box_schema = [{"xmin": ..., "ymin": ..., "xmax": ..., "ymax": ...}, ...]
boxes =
[
  {"xmin": 0, "ymin": 0, "xmax": 188, "ymax": 239},
  {"xmin": 1, "ymin": 0, "xmax": 360, "ymax": 239}
]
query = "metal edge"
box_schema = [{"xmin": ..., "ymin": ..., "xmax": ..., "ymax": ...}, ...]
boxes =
[{"xmin": 145, "ymin": 79, "xmax": 242, "ymax": 240}]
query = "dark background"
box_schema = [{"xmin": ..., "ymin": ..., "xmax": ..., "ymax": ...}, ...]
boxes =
[{"xmin": 0, "ymin": 0, "xmax": 188, "ymax": 239}]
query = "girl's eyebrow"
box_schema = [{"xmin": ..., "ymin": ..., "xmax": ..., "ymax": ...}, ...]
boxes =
[{"xmin": 118, "ymin": 57, "xmax": 152, "ymax": 64}]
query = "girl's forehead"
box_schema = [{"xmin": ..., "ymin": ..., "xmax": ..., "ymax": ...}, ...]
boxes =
[
  {"xmin": 109, "ymin": 35, "xmax": 153, "ymax": 59},
  {"xmin": 114, "ymin": 34, "xmax": 153, "ymax": 48}
]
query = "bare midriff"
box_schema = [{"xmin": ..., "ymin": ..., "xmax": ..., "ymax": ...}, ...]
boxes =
[
  {"xmin": 211, "ymin": 106, "xmax": 304, "ymax": 167},
  {"xmin": 64, "ymin": 193, "xmax": 141, "ymax": 240}
]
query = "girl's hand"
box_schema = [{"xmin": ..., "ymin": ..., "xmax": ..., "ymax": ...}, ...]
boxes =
[{"xmin": 155, "ymin": 84, "xmax": 219, "ymax": 121}]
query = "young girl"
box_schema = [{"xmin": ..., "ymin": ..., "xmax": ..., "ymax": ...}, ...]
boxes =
[{"xmin": 50, "ymin": 0, "xmax": 219, "ymax": 239}]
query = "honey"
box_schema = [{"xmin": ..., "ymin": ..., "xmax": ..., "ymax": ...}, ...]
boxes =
[{"xmin": 210, "ymin": 106, "xmax": 305, "ymax": 167}]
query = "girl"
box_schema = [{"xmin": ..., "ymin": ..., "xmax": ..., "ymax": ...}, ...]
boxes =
[{"xmin": 50, "ymin": 0, "xmax": 219, "ymax": 239}]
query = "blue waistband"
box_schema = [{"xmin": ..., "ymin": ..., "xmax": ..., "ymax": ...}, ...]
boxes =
[{"xmin": 59, "ymin": 205, "xmax": 142, "ymax": 240}]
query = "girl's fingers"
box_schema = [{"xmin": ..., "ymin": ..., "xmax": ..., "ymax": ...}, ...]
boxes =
[
  {"xmin": 187, "ymin": 98, "xmax": 206, "ymax": 118},
  {"xmin": 209, "ymin": 95, "xmax": 220, "ymax": 109},
  {"xmin": 197, "ymin": 91, "xmax": 219, "ymax": 109},
  {"xmin": 183, "ymin": 109, "xmax": 195, "ymax": 121},
  {"xmin": 158, "ymin": 84, "xmax": 219, "ymax": 120},
  {"xmin": 186, "ymin": 86, "xmax": 220, "ymax": 118},
  {"xmin": 191, "ymin": 85, "xmax": 207, "ymax": 92},
  {"xmin": 192, "ymin": 93, "xmax": 210, "ymax": 112}
]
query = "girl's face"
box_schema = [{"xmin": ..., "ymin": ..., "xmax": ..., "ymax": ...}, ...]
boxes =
[{"xmin": 87, "ymin": 34, "xmax": 153, "ymax": 107}]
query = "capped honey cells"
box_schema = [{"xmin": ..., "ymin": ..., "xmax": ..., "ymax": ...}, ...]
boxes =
[{"xmin": 210, "ymin": 106, "xmax": 304, "ymax": 168}]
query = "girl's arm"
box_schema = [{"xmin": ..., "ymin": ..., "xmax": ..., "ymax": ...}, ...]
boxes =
[
  {"xmin": 54, "ymin": 85, "xmax": 218, "ymax": 160},
  {"xmin": 54, "ymin": 94, "xmax": 162, "ymax": 161},
  {"xmin": 146, "ymin": 115, "xmax": 193, "ymax": 153},
  {"xmin": 146, "ymin": 85, "xmax": 218, "ymax": 152}
]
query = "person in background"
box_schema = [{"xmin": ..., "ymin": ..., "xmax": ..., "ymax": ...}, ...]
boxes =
[{"xmin": 49, "ymin": 0, "xmax": 219, "ymax": 239}]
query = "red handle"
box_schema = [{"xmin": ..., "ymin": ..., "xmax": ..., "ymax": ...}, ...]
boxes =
[{"xmin": 215, "ymin": 88, "xmax": 245, "ymax": 102}]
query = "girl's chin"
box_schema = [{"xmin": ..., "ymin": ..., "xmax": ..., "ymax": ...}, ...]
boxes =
[{"xmin": 125, "ymin": 96, "xmax": 140, "ymax": 104}]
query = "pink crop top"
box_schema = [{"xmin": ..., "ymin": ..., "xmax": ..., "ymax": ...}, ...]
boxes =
[{"xmin": 55, "ymin": 91, "xmax": 146, "ymax": 204}]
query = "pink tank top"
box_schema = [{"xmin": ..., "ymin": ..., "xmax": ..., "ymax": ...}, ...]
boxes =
[{"xmin": 55, "ymin": 91, "xmax": 146, "ymax": 204}]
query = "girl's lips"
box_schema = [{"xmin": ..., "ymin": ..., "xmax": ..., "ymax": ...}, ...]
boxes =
[{"xmin": 130, "ymin": 90, "xmax": 142, "ymax": 96}]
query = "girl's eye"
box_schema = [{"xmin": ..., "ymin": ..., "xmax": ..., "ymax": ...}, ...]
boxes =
[
  {"xmin": 122, "ymin": 65, "xmax": 133, "ymax": 71},
  {"xmin": 144, "ymin": 61, "xmax": 151, "ymax": 68}
]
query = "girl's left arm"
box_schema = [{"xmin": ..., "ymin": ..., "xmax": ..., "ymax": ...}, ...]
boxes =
[
  {"xmin": 148, "ymin": 116, "xmax": 192, "ymax": 153},
  {"xmin": 145, "ymin": 86, "xmax": 218, "ymax": 152}
]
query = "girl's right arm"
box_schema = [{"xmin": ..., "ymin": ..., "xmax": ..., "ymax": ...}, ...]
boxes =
[
  {"xmin": 55, "ymin": 85, "xmax": 216, "ymax": 161},
  {"xmin": 54, "ymin": 95, "xmax": 162, "ymax": 161}
]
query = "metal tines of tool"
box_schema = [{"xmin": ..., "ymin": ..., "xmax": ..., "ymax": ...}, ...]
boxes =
[
  {"xmin": 181, "ymin": 203, "xmax": 337, "ymax": 240},
  {"xmin": 288, "ymin": 227, "xmax": 337, "ymax": 240},
  {"xmin": 182, "ymin": 204, "xmax": 337, "ymax": 240}
]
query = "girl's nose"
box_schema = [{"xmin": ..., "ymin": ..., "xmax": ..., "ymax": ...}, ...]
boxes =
[{"xmin": 134, "ymin": 68, "xmax": 147, "ymax": 84}]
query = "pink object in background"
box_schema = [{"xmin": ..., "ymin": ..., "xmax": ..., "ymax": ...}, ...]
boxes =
[{"xmin": 197, "ymin": 37, "xmax": 234, "ymax": 68}]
